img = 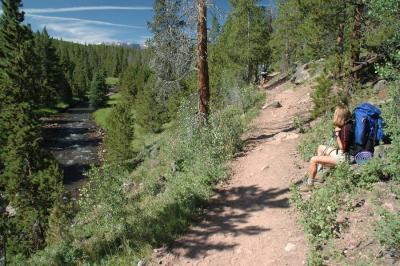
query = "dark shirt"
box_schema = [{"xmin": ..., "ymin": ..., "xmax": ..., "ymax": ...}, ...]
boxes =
[{"xmin": 339, "ymin": 121, "xmax": 354, "ymax": 154}]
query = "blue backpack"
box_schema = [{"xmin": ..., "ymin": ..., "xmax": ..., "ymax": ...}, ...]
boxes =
[{"xmin": 353, "ymin": 103, "xmax": 385, "ymax": 152}]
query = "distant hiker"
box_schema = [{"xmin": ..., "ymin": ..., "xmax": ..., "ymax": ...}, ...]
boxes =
[{"xmin": 300, "ymin": 106, "xmax": 353, "ymax": 192}]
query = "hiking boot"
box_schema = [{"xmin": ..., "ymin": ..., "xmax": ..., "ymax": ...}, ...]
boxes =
[{"xmin": 299, "ymin": 184, "xmax": 314, "ymax": 192}]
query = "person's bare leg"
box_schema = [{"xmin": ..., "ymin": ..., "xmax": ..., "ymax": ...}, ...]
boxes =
[
  {"xmin": 308, "ymin": 156, "xmax": 337, "ymax": 185},
  {"xmin": 317, "ymin": 145, "xmax": 326, "ymax": 156}
]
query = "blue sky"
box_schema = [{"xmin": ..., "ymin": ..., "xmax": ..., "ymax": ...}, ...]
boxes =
[{"xmin": 1, "ymin": 0, "xmax": 274, "ymax": 44}]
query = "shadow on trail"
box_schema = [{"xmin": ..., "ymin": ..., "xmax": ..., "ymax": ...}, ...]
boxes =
[{"xmin": 171, "ymin": 185, "xmax": 289, "ymax": 259}]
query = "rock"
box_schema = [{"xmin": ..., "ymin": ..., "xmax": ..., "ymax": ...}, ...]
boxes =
[
  {"xmin": 284, "ymin": 243, "xmax": 296, "ymax": 252},
  {"xmin": 383, "ymin": 202, "xmax": 395, "ymax": 212},
  {"xmin": 374, "ymin": 144, "xmax": 391, "ymax": 159},
  {"xmin": 273, "ymin": 132, "xmax": 299, "ymax": 142},
  {"xmin": 137, "ymin": 260, "xmax": 145, "ymax": 266},
  {"xmin": 122, "ymin": 181, "xmax": 136, "ymax": 193},
  {"xmin": 373, "ymin": 80, "xmax": 388, "ymax": 91},
  {"xmin": 291, "ymin": 63, "xmax": 311, "ymax": 85},
  {"xmin": 263, "ymin": 101, "xmax": 282, "ymax": 109},
  {"xmin": 261, "ymin": 165, "xmax": 270, "ymax": 171},
  {"xmin": 6, "ymin": 204, "xmax": 16, "ymax": 217}
]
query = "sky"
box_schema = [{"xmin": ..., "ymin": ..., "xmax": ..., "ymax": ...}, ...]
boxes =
[{"xmin": 1, "ymin": 0, "xmax": 274, "ymax": 45}]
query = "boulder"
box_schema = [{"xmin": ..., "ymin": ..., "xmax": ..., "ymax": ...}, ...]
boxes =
[
  {"xmin": 291, "ymin": 63, "xmax": 311, "ymax": 85},
  {"xmin": 373, "ymin": 80, "xmax": 388, "ymax": 91},
  {"xmin": 374, "ymin": 144, "xmax": 391, "ymax": 160}
]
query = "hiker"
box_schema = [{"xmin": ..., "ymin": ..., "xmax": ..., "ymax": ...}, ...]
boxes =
[{"xmin": 301, "ymin": 105, "xmax": 353, "ymax": 192}]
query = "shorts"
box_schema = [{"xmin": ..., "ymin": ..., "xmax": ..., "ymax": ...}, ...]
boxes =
[{"xmin": 320, "ymin": 145, "xmax": 346, "ymax": 163}]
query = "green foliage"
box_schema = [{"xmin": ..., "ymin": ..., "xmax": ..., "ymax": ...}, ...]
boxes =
[
  {"xmin": 311, "ymin": 76, "xmax": 336, "ymax": 118},
  {"xmin": 119, "ymin": 63, "xmax": 151, "ymax": 103},
  {"xmin": 29, "ymin": 84, "xmax": 263, "ymax": 264},
  {"xmin": 105, "ymin": 77, "xmax": 119, "ymax": 86},
  {"xmin": 89, "ymin": 72, "xmax": 108, "ymax": 108},
  {"xmin": 381, "ymin": 80, "xmax": 400, "ymax": 181},
  {"xmin": 291, "ymin": 163, "xmax": 355, "ymax": 264},
  {"xmin": 0, "ymin": 1, "xmax": 65, "ymax": 261},
  {"xmin": 93, "ymin": 93, "xmax": 121, "ymax": 129},
  {"xmin": 211, "ymin": 0, "xmax": 271, "ymax": 83},
  {"xmin": 134, "ymin": 77, "xmax": 168, "ymax": 133},
  {"xmin": 354, "ymin": 158, "xmax": 387, "ymax": 188},
  {"xmin": 376, "ymin": 209, "xmax": 400, "ymax": 254},
  {"xmin": 104, "ymin": 102, "xmax": 135, "ymax": 164},
  {"xmin": 293, "ymin": 115, "xmax": 307, "ymax": 133},
  {"xmin": 34, "ymin": 28, "xmax": 72, "ymax": 105}
]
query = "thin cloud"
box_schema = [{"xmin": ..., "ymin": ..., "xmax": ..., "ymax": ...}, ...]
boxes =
[
  {"xmin": 23, "ymin": 6, "xmax": 153, "ymax": 13},
  {"xmin": 26, "ymin": 14, "xmax": 147, "ymax": 44},
  {"xmin": 26, "ymin": 14, "xmax": 145, "ymax": 29}
]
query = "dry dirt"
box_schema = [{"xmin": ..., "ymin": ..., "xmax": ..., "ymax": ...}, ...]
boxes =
[{"xmin": 154, "ymin": 82, "xmax": 313, "ymax": 266}]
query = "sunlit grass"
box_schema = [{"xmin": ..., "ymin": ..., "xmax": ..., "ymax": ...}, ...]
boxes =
[
  {"xmin": 106, "ymin": 77, "xmax": 119, "ymax": 86},
  {"xmin": 35, "ymin": 102, "xmax": 71, "ymax": 117},
  {"xmin": 93, "ymin": 93, "xmax": 121, "ymax": 129}
]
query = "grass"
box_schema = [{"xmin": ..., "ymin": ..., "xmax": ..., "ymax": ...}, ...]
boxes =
[
  {"xmin": 35, "ymin": 102, "xmax": 72, "ymax": 117},
  {"xmin": 106, "ymin": 77, "xmax": 119, "ymax": 86},
  {"xmin": 93, "ymin": 93, "xmax": 121, "ymax": 129}
]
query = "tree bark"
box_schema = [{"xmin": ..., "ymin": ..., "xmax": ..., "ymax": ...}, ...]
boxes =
[
  {"xmin": 197, "ymin": 0, "xmax": 210, "ymax": 120},
  {"xmin": 350, "ymin": 2, "xmax": 365, "ymax": 80}
]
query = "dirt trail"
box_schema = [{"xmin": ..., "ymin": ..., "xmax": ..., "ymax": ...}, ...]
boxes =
[{"xmin": 156, "ymin": 82, "xmax": 313, "ymax": 266}]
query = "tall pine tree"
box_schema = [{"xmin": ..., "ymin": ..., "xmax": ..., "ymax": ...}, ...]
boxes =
[{"xmin": 0, "ymin": 0, "xmax": 64, "ymax": 260}]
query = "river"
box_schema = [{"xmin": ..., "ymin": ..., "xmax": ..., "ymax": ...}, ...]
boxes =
[{"xmin": 42, "ymin": 102, "xmax": 102, "ymax": 195}]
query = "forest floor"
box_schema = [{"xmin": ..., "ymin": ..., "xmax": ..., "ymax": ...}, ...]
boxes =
[{"xmin": 154, "ymin": 81, "xmax": 313, "ymax": 266}]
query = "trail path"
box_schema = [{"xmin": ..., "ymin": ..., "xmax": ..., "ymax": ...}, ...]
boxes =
[{"xmin": 157, "ymin": 82, "xmax": 313, "ymax": 266}]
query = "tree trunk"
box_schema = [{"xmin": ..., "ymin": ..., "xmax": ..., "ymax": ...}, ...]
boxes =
[
  {"xmin": 197, "ymin": 0, "xmax": 210, "ymax": 121},
  {"xmin": 351, "ymin": 2, "xmax": 365, "ymax": 80}
]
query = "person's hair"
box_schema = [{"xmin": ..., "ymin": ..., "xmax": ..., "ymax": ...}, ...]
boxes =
[{"xmin": 333, "ymin": 105, "xmax": 351, "ymax": 127}]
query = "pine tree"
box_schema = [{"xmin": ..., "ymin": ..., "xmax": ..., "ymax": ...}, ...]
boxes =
[
  {"xmin": 35, "ymin": 28, "xmax": 72, "ymax": 105},
  {"xmin": 104, "ymin": 102, "xmax": 135, "ymax": 163},
  {"xmin": 212, "ymin": 0, "xmax": 271, "ymax": 83},
  {"xmin": 89, "ymin": 71, "xmax": 108, "ymax": 108},
  {"xmin": 0, "ymin": 0, "xmax": 38, "ymax": 104},
  {"xmin": 0, "ymin": 0, "xmax": 64, "ymax": 259},
  {"xmin": 135, "ymin": 77, "xmax": 168, "ymax": 133}
]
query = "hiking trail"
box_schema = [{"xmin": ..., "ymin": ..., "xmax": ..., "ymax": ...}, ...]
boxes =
[{"xmin": 155, "ymin": 82, "xmax": 313, "ymax": 266}]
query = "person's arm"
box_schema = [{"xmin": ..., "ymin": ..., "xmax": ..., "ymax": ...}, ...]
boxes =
[{"xmin": 335, "ymin": 127, "xmax": 344, "ymax": 150}]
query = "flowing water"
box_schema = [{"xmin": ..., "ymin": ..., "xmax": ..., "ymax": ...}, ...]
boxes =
[{"xmin": 42, "ymin": 102, "xmax": 101, "ymax": 195}]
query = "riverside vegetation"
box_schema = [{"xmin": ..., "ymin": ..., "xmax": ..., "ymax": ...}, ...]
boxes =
[{"xmin": 1, "ymin": 0, "xmax": 400, "ymax": 265}]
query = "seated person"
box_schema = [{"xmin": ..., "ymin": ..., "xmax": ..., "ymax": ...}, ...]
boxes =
[{"xmin": 300, "ymin": 105, "xmax": 353, "ymax": 192}]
